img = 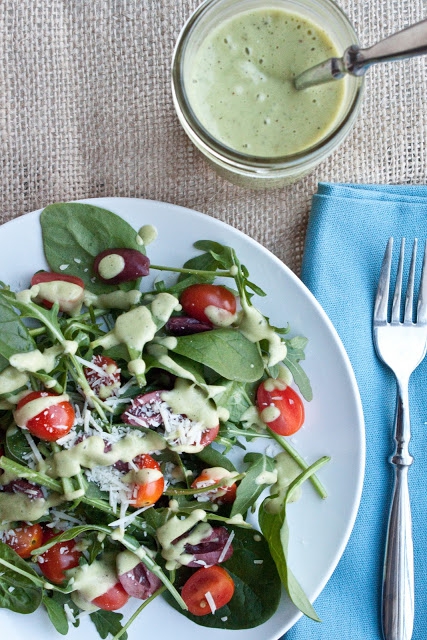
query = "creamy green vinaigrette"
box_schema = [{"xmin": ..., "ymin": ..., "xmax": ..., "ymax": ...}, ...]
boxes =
[{"xmin": 187, "ymin": 7, "xmax": 345, "ymax": 156}]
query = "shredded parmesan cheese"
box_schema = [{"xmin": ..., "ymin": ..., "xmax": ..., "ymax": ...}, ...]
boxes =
[{"xmin": 204, "ymin": 590, "xmax": 216, "ymax": 614}]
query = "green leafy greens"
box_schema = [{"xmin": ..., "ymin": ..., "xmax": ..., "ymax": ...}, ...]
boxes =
[{"xmin": 0, "ymin": 202, "xmax": 327, "ymax": 640}]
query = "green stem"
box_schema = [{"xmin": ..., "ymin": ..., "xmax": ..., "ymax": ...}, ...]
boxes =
[
  {"xmin": 267, "ymin": 427, "xmax": 328, "ymax": 499},
  {"xmin": 0, "ymin": 557, "xmax": 69, "ymax": 593},
  {"xmin": 0, "ymin": 456, "xmax": 63, "ymax": 492},
  {"xmin": 286, "ymin": 456, "xmax": 330, "ymax": 503},
  {"xmin": 113, "ymin": 587, "xmax": 167, "ymax": 640},
  {"xmin": 164, "ymin": 473, "xmax": 245, "ymax": 497},
  {"xmin": 206, "ymin": 513, "xmax": 253, "ymax": 528},
  {"xmin": 28, "ymin": 327, "xmax": 47, "ymax": 337},
  {"xmin": 150, "ymin": 264, "xmax": 233, "ymax": 278}
]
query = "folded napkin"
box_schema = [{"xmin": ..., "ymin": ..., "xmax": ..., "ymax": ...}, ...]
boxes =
[{"xmin": 283, "ymin": 183, "xmax": 427, "ymax": 640}]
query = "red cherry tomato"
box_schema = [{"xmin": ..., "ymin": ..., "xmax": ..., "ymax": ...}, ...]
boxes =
[
  {"xmin": 92, "ymin": 582, "xmax": 130, "ymax": 610},
  {"xmin": 130, "ymin": 453, "xmax": 164, "ymax": 508},
  {"xmin": 15, "ymin": 391, "xmax": 75, "ymax": 441},
  {"xmin": 31, "ymin": 272, "xmax": 85, "ymax": 314},
  {"xmin": 3, "ymin": 523, "xmax": 43, "ymax": 559},
  {"xmin": 180, "ymin": 284, "xmax": 236, "ymax": 324},
  {"xmin": 191, "ymin": 467, "xmax": 237, "ymax": 504},
  {"xmin": 256, "ymin": 380, "xmax": 305, "ymax": 436},
  {"xmin": 84, "ymin": 354, "xmax": 121, "ymax": 399},
  {"xmin": 181, "ymin": 565, "xmax": 235, "ymax": 616},
  {"xmin": 37, "ymin": 534, "xmax": 82, "ymax": 584}
]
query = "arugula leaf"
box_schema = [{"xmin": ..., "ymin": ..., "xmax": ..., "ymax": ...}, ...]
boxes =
[
  {"xmin": 0, "ymin": 542, "xmax": 43, "ymax": 613},
  {"xmin": 43, "ymin": 593, "xmax": 70, "ymax": 635},
  {"xmin": 171, "ymin": 329, "xmax": 264, "ymax": 382},
  {"xmin": 214, "ymin": 379, "xmax": 253, "ymax": 423},
  {"xmin": 90, "ymin": 609, "xmax": 128, "ymax": 640},
  {"xmin": 258, "ymin": 500, "xmax": 320, "ymax": 621},
  {"xmin": 258, "ymin": 457, "xmax": 329, "ymax": 621},
  {"xmin": 40, "ymin": 202, "xmax": 145, "ymax": 294},
  {"xmin": 284, "ymin": 335, "xmax": 313, "ymax": 401},
  {"xmin": 177, "ymin": 250, "xmax": 220, "ymax": 284},
  {"xmin": 230, "ymin": 452, "xmax": 275, "ymax": 518}
]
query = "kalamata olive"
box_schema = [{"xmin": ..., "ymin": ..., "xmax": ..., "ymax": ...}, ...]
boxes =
[
  {"xmin": 117, "ymin": 551, "xmax": 162, "ymax": 599},
  {"xmin": 93, "ymin": 248, "xmax": 150, "ymax": 284},
  {"xmin": 173, "ymin": 526, "xmax": 234, "ymax": 567},
  {"xmin": 2, "ymin": 478, "xmax": 44, "ymax": 500},
  {"xmin": 165, "ymin": 316, "xmax": 213, "ymax": 335}
]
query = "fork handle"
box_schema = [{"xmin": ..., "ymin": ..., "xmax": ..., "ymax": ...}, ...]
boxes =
[{"xmin": 382, "ymin": 384, "xmax": 414, "ymax": 640}]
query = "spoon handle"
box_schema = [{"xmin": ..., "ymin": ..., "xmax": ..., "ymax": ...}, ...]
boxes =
[
  {"xmin": 348, "ymin": 18, "xmax": 427, "ymax": 74},
  {"xmin": 294, "ymin": 18, "xmax": 427, "ymax": 90}
]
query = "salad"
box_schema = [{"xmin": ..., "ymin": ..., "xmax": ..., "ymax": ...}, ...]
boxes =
[{"xmin": 0, "ymin": 202, "xmax": 329, "ymax": 639}]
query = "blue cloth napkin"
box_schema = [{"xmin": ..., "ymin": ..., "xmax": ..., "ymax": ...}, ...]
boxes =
[{"xmin": 283, "ymin": 183, "xmax": 427, "ymax": 640}]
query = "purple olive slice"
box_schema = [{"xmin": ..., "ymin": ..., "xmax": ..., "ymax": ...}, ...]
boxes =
[
  {"xmin": 93, "ymin": 248, "xmax": 150, "ymax": 284},
  {"xmin": 165, "ymin": 316, "xmax": 213, "ymax": 335},
  {"xmin": 117, "ymin": 550, "xmax": 162, "ymax": 599}
]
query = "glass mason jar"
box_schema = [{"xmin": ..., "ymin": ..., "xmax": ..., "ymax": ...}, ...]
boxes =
[{"xmin": 172, "ymin": 0, "xmax": 364, "ymax": 188}]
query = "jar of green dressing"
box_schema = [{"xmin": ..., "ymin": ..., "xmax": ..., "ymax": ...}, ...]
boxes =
[{"xmin": 172, "ymin": 0, "xmax": 364, "ymax": 188}]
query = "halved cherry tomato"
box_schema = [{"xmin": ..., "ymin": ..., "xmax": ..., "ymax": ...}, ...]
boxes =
[
  {"xmin": 37, "ymin": 534, "xmax": 82, "ymax": 584},
  {"xmin": 2, "ymin": 523, "xmax": 43, "ymax": 558},
  {"xmin": 14, "ymin": 391, "xmax": 75, "ymax": 441},
  {"xmin": 92, "ymin": 582, "xmax": 130, "ymax": 610},
  {"xmin": 181, "ymin": 565, "xmax": 235, "ymax": 616},
  {"xmin": 180, "ymin": 284, "xmax": 236, "ymax": 325},
  {"xmin": 130, "ymin": 453, "xmax": 164, "ymax": 508},
  {"xmin": 31, "ymin": 272, "xmax": 85, "ymax": 314},
  {"xmin": 191, "ymin": 467, "xmax": 237, "ymax": 504},
  {"xmin": 84, "ymin": 354, "xmax": 121, "ymax": 399},
  {"xmin": 256, "ymin": 379, "xmax": 305, "ymax": 436},
  {"xmin": 200, "ymin": 424, "xmax": 219, "ymax": 448}
]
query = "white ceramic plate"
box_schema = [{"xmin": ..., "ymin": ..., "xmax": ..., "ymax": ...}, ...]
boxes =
[{"xmin": 0, "ymin": 197, "xmax": 365, "ymax": 640}]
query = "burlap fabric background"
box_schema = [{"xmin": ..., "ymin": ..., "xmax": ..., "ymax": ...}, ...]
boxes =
[{"xmin": 1, "ymin": 0, "xmax": 426, "ymax": 275}]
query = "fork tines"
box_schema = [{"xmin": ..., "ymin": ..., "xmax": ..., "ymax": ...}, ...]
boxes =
[{"xmin": 374, "ymin": 238, "xmax": 427, "ymax": 326}]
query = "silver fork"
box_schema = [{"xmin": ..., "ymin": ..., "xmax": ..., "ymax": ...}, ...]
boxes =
[{"xmin": 373, "ymin": 237, "xmax": 427, "ymax": 640}]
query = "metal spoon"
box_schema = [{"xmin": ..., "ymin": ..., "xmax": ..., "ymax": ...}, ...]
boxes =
[{"xmin": 294, "ymin": 18, "xmax": 427, "ymax": 90}]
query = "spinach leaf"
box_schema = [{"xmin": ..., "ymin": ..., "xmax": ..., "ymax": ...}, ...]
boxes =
[
  {"xmin": 230, "ymin": 452, "xmax": 275, "ymax": 518},
  {"xmin": 165, "ymin": 526, "xmax": 281, "ymax": 629},
  {"xmin": 5, "ymin": 426, "xmax": 33, "ymax": 464},
  {"xmin": 0, "ymin": 542, "xmax": 42, "ymax": 613},
  {"xmin": 144, "ymin": 352, "xmax": 205, "ymax": 384},
  {"xmin": 40, "ymin": 203, "xmax": 146, "ymax": 294},
  {"xmin": 43, "ymin": 593, "xmax": 69, "ymax": 635},
  {"xmin": 0, "ymin": 292, "xmax": 35, "ymax": 368},
  {"xmin": 195, "ymin": 444, "xmax": 237, "ymax": 472},
  {"xmin": 90, "ymin": 609, "xmax": 128, "ymax": 640},
  {"xmin": 171, "ymin": 329, "xmax": 263, "ymax": 382}
]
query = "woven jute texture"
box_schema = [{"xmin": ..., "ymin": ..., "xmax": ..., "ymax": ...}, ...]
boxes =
[{"xmin": 1, "ymin": 0, "xmax": 427, "ymax": 275}]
